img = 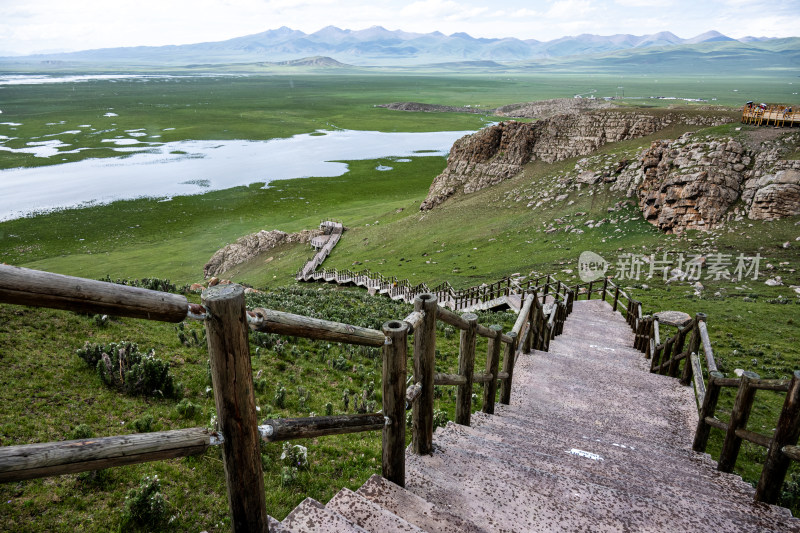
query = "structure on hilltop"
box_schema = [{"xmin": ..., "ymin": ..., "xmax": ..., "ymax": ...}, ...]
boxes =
[{"xmin": 742, "ymin": 102, "xmax": 799, "ymax": 127}]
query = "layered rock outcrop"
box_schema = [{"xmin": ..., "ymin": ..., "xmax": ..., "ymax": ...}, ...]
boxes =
[
  {"xmin": 204, "ymin": 229, "xmax": 322, "ymax": 278},
  {"xmin": 612, "ymin": 132, "xmax": 800, "ymax": 233},
  {"xmin": 421, "ymin": 111, "xmax": 733, "ymax": 211}
]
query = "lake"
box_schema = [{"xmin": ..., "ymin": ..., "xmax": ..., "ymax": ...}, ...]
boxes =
[{"xmin": 0, "ymin": 129, "xmax": 472, "ymax": 221}]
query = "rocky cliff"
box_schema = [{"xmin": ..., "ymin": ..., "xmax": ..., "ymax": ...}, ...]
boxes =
[
  {"xmin": 420, "ymin": 111, "xmax": 733, "ymax": 211},
  {"xmin": 613, "ymin": 132, "xmax": 800, "ymax": 233},
  {"xmin": 204, "ymin": 228, "xmax": 322, "ymax": 278}
]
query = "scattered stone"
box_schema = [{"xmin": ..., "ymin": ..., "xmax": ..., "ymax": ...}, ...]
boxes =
[
  {"xmin": 734, "ymin": 369, "xmax": 745, "ymax": 377},
  {"xmin": 765, "ymin": 277, "xmax": 783, "ymax": 287},
  {"xmin": 208, "ymin": 277, "xmax": 220, "ymax": 287},
  {"xmin": 189, "ymin": 283, "xmax": 204, "ymax": 292}
]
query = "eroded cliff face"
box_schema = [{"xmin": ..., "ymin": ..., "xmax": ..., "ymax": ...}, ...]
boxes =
[
  {"xmin": 420, "ymin": 111, "xmax": 732, "ymax": 211},
  {"xmin": 204, "ymin": 228, "xmax": 322, "ymax": 278},
  {"xmin": 613, "ymin": 132, "xmax": 800, "ymax": 233}
]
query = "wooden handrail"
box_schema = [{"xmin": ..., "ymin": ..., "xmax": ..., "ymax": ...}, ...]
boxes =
[
  {"xmin": 2, "ymin": 259, "xmax": 578, "ymax": 528},
  {"xmin": 251, "ymin": 307, "xmax": 385, "ymax": 347},
  {"xmin": 259, "ymin": 414, "xmax": 385, "ymax": 443},
  {"xmin": 0, "ymin": 264, "xmax": 189, "ymax": 323},
  {"xmin": 0, "ymin": 428, "xmax": 213, "ymax": 483}
]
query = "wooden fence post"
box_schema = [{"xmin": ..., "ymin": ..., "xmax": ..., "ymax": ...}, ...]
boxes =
[
  {"xmin": 651, "ymin": 336, "xmax": 669, "ymax": 373},
  {"xmin": 524, "ymin": 293, "xmax": 536, "ymax": 353},
  {"xmin": 203, "ymin": 285, "xmax": 268, "ymax": 533},
  {"xmin": 612, "ymin": 285, "xmax": 620, "ymax": 312},
  {"xmin": 601, "ymin": 277, "xmax": 608, "ymax": 301},
  {"xmin": 482, "ymin": 325, "xmax": 503, "ymax": 415},
  {"xmin": 587, "ymin": 280, "xmax": 593, "ymax": 300},
  {"xmin": 382, "ymin": 320, "xmax": 408, "ymax": 487},
  {"xmin": 693, "ymin": 371, "xmax": 725, "ymax": 452},
  {"xmin": 412, "ymin": 294, "xmax": 437, "ymax": 456},
  {"xmin": 567, "ymin": 289, "xmax": 574, "ymax": 314},
  {"xmin": 669, "ymin": 324, "xmax": 689, "ymax": 378},
  {"xmin": 755, "ymin": 371, "xmax": 800, "ymax": 503},
  {"xmin": 681, "ymin": 313, "xmax": 705, "ymax": 386},
  {"xmin": 456, "ymin": 313, "xmax": 479, "ymax": 426},
  {"xmin": 718, "ymin": 371, "xmax": 760, "ymax": 473},
  {"xmin": 499, "ymin": 332, "xmax": 518, "ymax": 405}
]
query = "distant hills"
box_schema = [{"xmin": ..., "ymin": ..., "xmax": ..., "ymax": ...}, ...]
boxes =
[{"xmin": 1, "ymin": 26, "xmax": 797, "ymax": 71}]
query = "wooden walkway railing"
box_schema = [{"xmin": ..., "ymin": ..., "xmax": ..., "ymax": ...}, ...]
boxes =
[
  {"xmin": 0, "ymin": 264, "xmax": 572, "ymax": 532},
  {"xmin": 571, "ymin": 275, "xmax": 800, "ymax": 506},
  {"xmin": 741, "ymin": 103, "xmax": 799, "ymax": 127},
  {"xmin": 296, "ymin": 222, "xmax": 567, "ymax": 313}
]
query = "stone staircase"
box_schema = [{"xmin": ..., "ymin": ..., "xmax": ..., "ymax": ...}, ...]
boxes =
[{"xmin": 267, "ymin": 299, "xmax": 800, "ymax": 532}]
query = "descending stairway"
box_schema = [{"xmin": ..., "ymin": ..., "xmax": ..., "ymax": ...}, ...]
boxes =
[{"xmin": 269, "ymin": 299, "xmax": 800, "ymax": 532}]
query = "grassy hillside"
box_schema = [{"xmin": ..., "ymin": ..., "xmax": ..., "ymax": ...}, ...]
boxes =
[{"xmin": 1, "ymin": 73, "xmax": 800, "ymax": 528}]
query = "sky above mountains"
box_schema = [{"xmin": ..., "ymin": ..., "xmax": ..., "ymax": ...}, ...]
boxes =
[{"xmin": 1, "ymin": 0, "xmax": 798, "ymax": 56}]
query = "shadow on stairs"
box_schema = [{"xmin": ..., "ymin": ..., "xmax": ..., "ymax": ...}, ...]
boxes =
[{"xmin": 268, "ymin": 299, "xmax": 800, "ymax": 532}]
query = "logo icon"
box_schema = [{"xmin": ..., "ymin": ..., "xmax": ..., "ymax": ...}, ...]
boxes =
[{"xmin": 579, "ymin": 251, "xmax": 608, "ymax": 283}]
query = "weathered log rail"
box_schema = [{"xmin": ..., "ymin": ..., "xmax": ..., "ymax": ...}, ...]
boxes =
[
  {"xmin": 0, "ymin": 263, "xmax": 572, "ymax": 532},
  {"xmin": 572, "ymin": 275, "xmax": 800, "ymax": 505}
]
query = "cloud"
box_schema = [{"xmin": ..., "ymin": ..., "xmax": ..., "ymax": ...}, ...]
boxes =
[
  {"xmin": 614, "ymin": 0, "xmax": 671, "ymax": 7},
  {"xmin": 545, "ymin": 0, "xmax": 596, "ymax": 19}
]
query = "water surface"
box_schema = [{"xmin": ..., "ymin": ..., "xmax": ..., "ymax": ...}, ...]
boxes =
[{"xmin": 0, "ymin": 129, "xmax": 471, "ymax": 221}]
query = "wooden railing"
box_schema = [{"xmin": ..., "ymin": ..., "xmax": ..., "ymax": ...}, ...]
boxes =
[
  {"xmin": 572, "ymin": 275, "xmax": 800, "ymax": 506},
  {"xmin": 741, "ymin": 103, "xmax": 798, "ymax": 127},
  {"xmin": 0, "ymin": 264, "xmax": 572, "ymax": 532}
]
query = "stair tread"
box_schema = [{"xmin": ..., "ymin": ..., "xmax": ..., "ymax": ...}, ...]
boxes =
[
  {"xmin": 405, "ymin": 443, "xmax": 797, "ymax": 532},
  {"xmin": 327, "ymin": 487, "xmax": 426, "ymax": 533},
  {"xmin": 356, "ymin": 474, "xmax": 488, "ymax": 533},
  {"xmin": 282, "ymin": 497, "xmax": 369, "ymax": 533},
  {"xmin": 431, "ymin": 420, "xmax": 794, "ymax": 527}
]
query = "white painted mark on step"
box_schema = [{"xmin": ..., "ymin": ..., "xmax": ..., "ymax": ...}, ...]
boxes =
[
  {"xmin": 567, "ymin": 449, "xmax": 604, "ymax": 461},
  {"xmin": 589, "ymin": 344, "xmax": 617, "ymax": 352}
]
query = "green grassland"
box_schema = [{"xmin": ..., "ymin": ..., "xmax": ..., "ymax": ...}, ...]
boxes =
[{"xmin": 1, "ymin": 73, "xmax": 800, "ymax": 529}]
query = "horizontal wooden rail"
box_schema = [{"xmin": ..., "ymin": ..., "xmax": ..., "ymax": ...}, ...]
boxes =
[
  {"xmin": 259, "ymin": 414, "xmax": 385, "ymax": 443},
  {"xmin": 403, "ymin": 310, "xmax": 425, "ymax": 333},
  {"xmin": 735, "ymin": 428, "xmax": 773, "ymax": 448},
  {"xmin": 435, "ymin": 372, "xmax": 467, "ymax": 386},
  {"xmin": 512, "ymin": 295, "xmax": 535, "ymax": 336},
  {"xmin": 783, "ymin": 445, "xmax": 800, "ymax": 462},
  {"xmin": 437, "ymin": 306, "xmax": 470, "ymax": 330},
  {"xmin": 251, "ymin": 308, "xmax": 385, "ymax": 347},
  {"xmin": 697, "ymin": 321, "xmax": 718, "ymax": 373},
  {"xmin": 705, "ymin": 416, "xmax": 728, "ymax": 431},
  {"xmin": 0, "ymin": 427, "xmax": 213, "ymax": 483},
  {"xmin": 711, "ymin": 375, "xmax": 791, "ymax": 392},
  {"xmin": 690, "ymin": 352, "xmax": 705, "ymax": 407},
  {"xmin": 0, "ymin": 264, "xmax": 189, "ymax": 323},
  {"xmin": 405, "ymin": 383, "xmax": 422, "ymax": 407}
]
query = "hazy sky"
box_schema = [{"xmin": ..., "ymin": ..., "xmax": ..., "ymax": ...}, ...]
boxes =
[{"xmin": 1, "ymin": 0, "xmax": 798, "ymax": 56}]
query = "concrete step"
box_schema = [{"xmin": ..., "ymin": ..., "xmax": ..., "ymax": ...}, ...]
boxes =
[
  {"xmin": 405, "ymin": 440, "xmax": 796, "ymax": 532},
  {"xmin": 355, "ymin": 474, "xmax": 488, "ymax": 533},
  {"xmin": 469, "ymin": 410, "xmax": 728, "ymax": 484},
  {"xmin": 432, "ymin": 420, "xmax": 795, "ymax": 529},
  {"xmin": 268, "ymin": 516, "xmax": 296, "ymax": 532},
  {"xmin": 327, "ymin": 487, "xmax": 425, "ymax": 533},
  {"xmin": 281, "ymin": 497, "xmax": 368, "ymax": 533}
]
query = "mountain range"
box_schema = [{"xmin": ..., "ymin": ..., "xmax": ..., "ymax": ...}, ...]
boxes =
[{"xmin": 1, "ymin": 26, "xmax": 797, "ymax": 69}]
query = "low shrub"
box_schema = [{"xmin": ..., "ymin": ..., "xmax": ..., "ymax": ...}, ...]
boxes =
[
  {"xmin": 76, "ymin": 341, "xmax": 179, "ymax": 398},
  {"xmin": 121, "ymin": 475, "xmax": 167, "ymax": 529}
]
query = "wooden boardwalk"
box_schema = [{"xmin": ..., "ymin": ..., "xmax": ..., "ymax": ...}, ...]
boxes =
[
  {"xmin": 296, "ymin": 221, "xmax": 534, "ymax": 313},
  {"xmin": 268, "ymin": 299, "xmax": 800, "ymax": 532},
  {"xmin": 742, "ymin": 104, "xmax": 799, "ymax": 127}
]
